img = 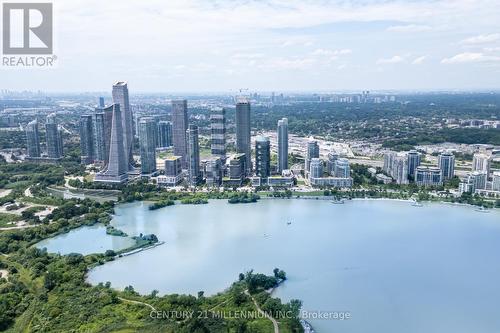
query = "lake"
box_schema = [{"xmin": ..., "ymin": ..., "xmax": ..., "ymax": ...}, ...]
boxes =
[
  {"xmin": 36, "ymin": 224, "xmax": 135, "ymax": 255},
  {"xmin": 38, "ymin": 199, "xmax": 500, "ymax": 333}
]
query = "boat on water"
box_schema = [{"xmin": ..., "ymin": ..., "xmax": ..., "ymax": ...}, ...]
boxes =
[
  {"xmin": 331, "ymin": 198, "xmax": 345, "ymax": 204},
  {"xmin": 287, "ymin": 221, "xmax": 292, "ymax": 225},
  {"xmin": 300, "ymin": 319, "xmax": 315, "ymax": 333},
  {"xmin": 475, "ymin": 207, "xmax": 490, "ymax": 213},
  {"xmin": 411, "ymin": 199, "xmax": 423, "ymax": 207}
]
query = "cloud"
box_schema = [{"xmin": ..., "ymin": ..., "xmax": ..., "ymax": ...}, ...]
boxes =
[
  {"xmin": 387, "ymin": 24, "xmax": 432, "ymax": 32},
  {"xmin": 232, "ymin": 53, "xmax": 265, "ymax": 59},
  {"xmin": 377, "ymin": 55, "xmax": 405, "ymax": 64},
  {"xmin": 6, "ymin": 0, "xmax": 500, "ymax": 91},
  {"xmin": 310, "ymin": 49, "xmax": 352, "ymax": 56},
  {"xmin": 441, "ymin": 52, "xmax": 500, "ymax": 64},
  {"xmin": 412, "ymin": 56, "xmax": 428, "ymax": 65},
  {"xmin": 281, "ymin": 38, "xmax": 314, "ymax": 48},
  {"xmin": 484, "ymin": 46, "xmax": 500, "ymax": 52},
  {"xmin": 258, "ymin": 57, "xmax": 316, "ymax": 70},
  {"xmin": 460, "ymin": 33, "xmax": 500, "ymax": 45}
]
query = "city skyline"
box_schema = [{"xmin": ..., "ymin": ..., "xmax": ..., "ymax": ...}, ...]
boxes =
[
  {"xmin": 1, "ymin": 2, "xmax": 499, "ymax": 332},
  {"xmin": 1, "ymin": 0, "xmax": 500, "ymax": 92}
]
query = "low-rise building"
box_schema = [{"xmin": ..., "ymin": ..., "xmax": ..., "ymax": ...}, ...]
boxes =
[
  {"xmin": 310, "ymin": 177, "xmax": 353, "ymax": 188},
  {"xmin": 376, "ymin": 173, "xmax": 392, "ymax": 184},
  {"xmin": 267, "ymin": 176, "xmax": 294, "ymax": 188},
  {"xmin": 205, "ymin": 157, "xmax": 223, "ymax": 187}
]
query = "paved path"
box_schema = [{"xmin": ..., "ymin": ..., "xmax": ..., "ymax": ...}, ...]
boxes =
[
  {"xmin": 245, "ymin": 290, "xmax": 280, "ymax": 333},
  {"xmin": 118, "ymin": 296, "xmax": 156, "ymax": 312},
  {"xmin": 0, "ymin": 223, "xmax": 35, "ymax": 231}
]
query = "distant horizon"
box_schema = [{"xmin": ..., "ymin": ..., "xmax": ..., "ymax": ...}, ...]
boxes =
[{"xmin": 2, "ymin": 88, "xmax": 500, "ymax": 96}]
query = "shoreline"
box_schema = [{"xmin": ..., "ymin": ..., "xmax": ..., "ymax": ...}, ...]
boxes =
[{"xmin": 264, "ymin": 194, "xmax": 499, "ymax": 210}]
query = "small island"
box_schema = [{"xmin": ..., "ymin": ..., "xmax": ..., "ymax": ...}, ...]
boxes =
[
  {"xmin": 228, "ymin": 192, "xmax": 261, "ymax": 204},
  {"xmin": 105, "ymin": 225, "xmax": 127, "ymax": 237},
  {"xmin": 148, "ymin": 200, "xmax": 174, "ymax": 210},
  {"xmin": 181, "ymin": 198, "xmax": 208, "ymax": 205}
]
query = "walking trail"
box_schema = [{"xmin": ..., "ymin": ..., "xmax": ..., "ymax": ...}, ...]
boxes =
[{"xmin": 245, "ymin": 290, "xmax": 280, "ymax": 333}]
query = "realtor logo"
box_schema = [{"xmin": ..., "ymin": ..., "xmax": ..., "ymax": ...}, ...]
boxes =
[{"xmin": 2, "ymin": 3, "xmax": 53, "ymax": 54}]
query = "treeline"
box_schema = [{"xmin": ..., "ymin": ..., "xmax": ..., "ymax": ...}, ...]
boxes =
[
  {"xmin": 383, "ymin": 128, "xmax": 500, "ymax": 150},
  {"xmin": 250, "ymin": 96, "xmax": 500, "ymax": 138},
  {"xmin": 228, "ymin": 192, "xmax": 260, "ymax": 204}
]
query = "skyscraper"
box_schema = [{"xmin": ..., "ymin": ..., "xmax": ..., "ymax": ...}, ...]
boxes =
[
  {"xmin": 45, "ymin": 113, "xmax": 63, "ymax": 159},
  {"xmin": 157, "ymin": 120, "xmax": 172, "ymax": 148},
  {"xmin": 438, "ymin": 152, "xmax": 455, "ymax": 180},
  {"xmin": 25, "ymin": 119, "xmax": 40, "ymax": 158},
  {"xmin": 393, "ymin": 153, "xmax": 409, "ymax": 184},
  {"xmin": 186, "ymin": 124, "xmax": 200, "ymax": 186},
  {"xmin": 277, "ymin": 118, "xmax": 288, "ymax": 173},
  {"xmin": 305, "ymin": 139, "xmax": 320, "ymax": 173},
  {"xmin": 472, "ymin": 153, "xmax": 491, "ymax": 177},
  {"xmin": 93, "ymin": 105, "xmax": 113, "ymax": 163},
  {"xmin": 383, "ymin": 152, "xmax": 396, "ymax": 175},
  {"xmin": 309, "ymin": 158, "xmax": 323, "ymax": 179},
  {"xmin": 172, "ymin": 100, "xmax": 188, "ymax": 168},
  {"xmin": 94, "ymin": 104, "xmax": 128, "ymax": 183},
  {"xmin": 98, "ymin": 97, "xmax": 105, "ymax": 108},
  {"xmin": 327, "ymin": 152, "xmax": 339, "ymax": 175},
  {"xmin": 235, "ymin": 99, "xmax": 251, "ymax": 173},
  {"xmin": 112, "ymin": 81, "xmax": 134, "ymax": 168},
  {"xmin": 79, "ymin": 115, "xmax": 94, "ymax": 164},
  {"xmin": 407, "ymin": 150, "xmax": 421, "ymax": 179},
  {"xmin": 334, "ymin": 158, "xmax": 350, "ymax": 178},
  {"xmin": 210, "ymin": 107, "xmax": 226, "ymax": 161},
  {"xmin": 255, "ymin": 136, "xmax": 271, "ymax": 178},
  {"xmin": 138, "ymin": 117, "xmax": 157, "ymax": 175}
]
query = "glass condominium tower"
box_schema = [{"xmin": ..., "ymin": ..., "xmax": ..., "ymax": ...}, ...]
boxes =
[
  {"xmin": 138, "ymin": 117, "xmax": 157, "ymax": 175},
  {"xmin": 235, "ymin": 99, "xmax": 251, "ymax": 174},
  {"xmin": 186, "ymin": 124, "xmax": 201, "ymax": 186},
  {"xmin": 112, "ymin": 81, "xmax": 134, "ymax": 169},
  {"xmin": 172, "ymin": 99, "xmax": 188, "ymax": 168},
  {"xmin": 210, "ymin": 107, "xmax": 226, "ymax": 161},
  {"xmin": 277, "ymin": 117, "xmax": 288, "ymax": 173},
  {"xmin": 25, "ymin": 119, "xmax": 41, "ymax": 158}
]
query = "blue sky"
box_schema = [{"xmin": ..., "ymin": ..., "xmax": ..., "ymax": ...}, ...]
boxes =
[{"xmin": 2, "ymin": 0, "xmax": 500, "ymax": 92}]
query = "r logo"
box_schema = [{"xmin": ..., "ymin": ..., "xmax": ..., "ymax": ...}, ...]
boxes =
[{"xmin": 2, "ymin": 3, "xmax": 53, "ymax": 54}]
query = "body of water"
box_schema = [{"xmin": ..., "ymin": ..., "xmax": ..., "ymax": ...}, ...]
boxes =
[
  {"xmin": 36, "ymin": 224, "xmax": 135, "ymax": 255},
  {"xmin": 38, "ymin": 199, "xmax": 500, "ymax": 332}
]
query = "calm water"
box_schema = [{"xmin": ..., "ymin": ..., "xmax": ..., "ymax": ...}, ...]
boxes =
[
  {"xmin": 42, "ymin": 199, "xmax": 500, "ymax": 332},
  {"xmin": 36, "ymin": 224, "xmax": 135, "ymax": 255}
]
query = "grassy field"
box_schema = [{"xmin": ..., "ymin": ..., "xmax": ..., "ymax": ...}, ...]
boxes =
[{"xmin": 0, "ymin": 213, "xmax": 22, "ymax": 228}]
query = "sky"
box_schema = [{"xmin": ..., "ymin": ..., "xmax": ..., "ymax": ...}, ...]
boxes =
[{"xmin": 1, "ymin": 0, "xmax": 500, "ymax": 92}]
